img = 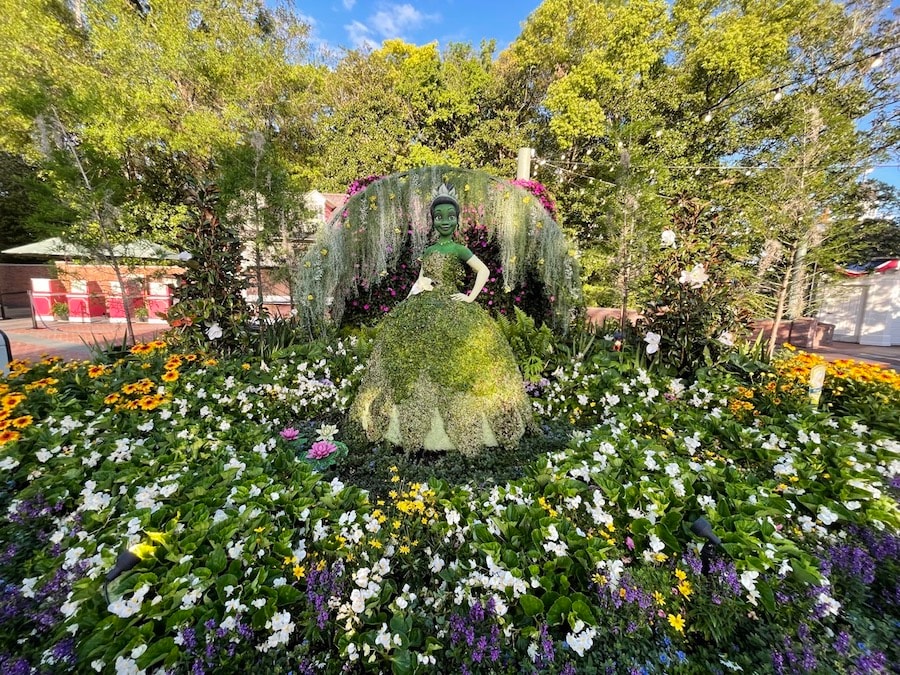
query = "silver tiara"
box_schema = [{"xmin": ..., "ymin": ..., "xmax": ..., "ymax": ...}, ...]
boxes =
[{"xmin": 431, "ymin": 182, "xmax": 458, "ymax": 201}]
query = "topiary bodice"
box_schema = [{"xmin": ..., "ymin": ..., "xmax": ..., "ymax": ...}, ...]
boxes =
[{"xmin": 421, "ymin": 250, "xmax": 465, "ymax": 294}]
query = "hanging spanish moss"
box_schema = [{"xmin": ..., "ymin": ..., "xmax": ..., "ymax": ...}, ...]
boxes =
[{"xmin": 295, "ymin": 166, "xmax": 582, "ymax": 334}]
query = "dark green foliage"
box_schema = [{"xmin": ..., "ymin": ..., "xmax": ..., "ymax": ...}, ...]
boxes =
[{"xmin": 165, "ymin": 180, "xmax": 253, "ymax": 355}]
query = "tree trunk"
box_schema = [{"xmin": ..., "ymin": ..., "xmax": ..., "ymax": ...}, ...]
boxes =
[{"xmin": 767, "ymin": 244, "xmax": 798, "ymax": 360}]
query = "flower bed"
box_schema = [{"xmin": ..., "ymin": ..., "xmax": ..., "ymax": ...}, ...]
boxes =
[{"xmin": 0, "ymin": 340, "xmax": 897, "ymax": 673}]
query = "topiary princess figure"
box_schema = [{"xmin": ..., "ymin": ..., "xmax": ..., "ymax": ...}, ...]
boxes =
[{"xmin": 351, "ymin": 184, "xmax": 531, "ymax": 455}]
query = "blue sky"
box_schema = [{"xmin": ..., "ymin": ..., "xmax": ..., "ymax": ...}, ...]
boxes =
[{"xmin": 285, "ymin": 0, "xmax": 541, "ymax": 54}]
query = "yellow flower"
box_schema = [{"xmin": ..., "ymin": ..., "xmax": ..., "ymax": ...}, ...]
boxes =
[
  {"xmin": 653, "ymin": 591, "xmax": 666, "ymax": 606},
  {"xmin": 292, "ymin": 565, "xmax": 306, "ymax": 579},
  {"xmin": 11, "ymin": 415, "xmax": 33, "ymax": 429},
  {"xmin": 667, "ymin": 613, "xmax": 685, "ymax": 634},
  {"xmin": 399, "ymin": 544, "xmax": 410, "ymax": 554},
  {"xmin": 283, "ymin": 555, "xmax": 298, "ymax": 565},
  {"xmin": 654, "ymin": 552, "xmax": 668, "ymax": 562},
  {"xmin": 369, "ymin": 539, "xmax": 383, "ymax": 550},
  {"xmin": 389, "ymin": 465, "xmax": 398, "ymax": 473},
  {"xmin": 87, "ymin": 365, "xmax": 108, "ymax": 378},
  {"xmin": 391, "ymin": 475, "xmax": 400, "ymax": 483},
  {"xmin": 677, "ymin": 580, "xmax": 693, "ymax": 598},
  {"xmin": 128, "ymin": 542, "xmax": 157, "ymax": 559},
  {"xmin": 104, "ymin": 393, "xmax": 121, "ymax": 405},
  {"xmin": 674, "ymin": 569, "xmax": 687, "ymax": 582},
  {"xmin": 162, "ymin": 370, "xmax": 179, "ymax": 382},
  {"xmin": 242, "ymin": 363, "xmax": 251, "ymax": 370},
  {"xmin": 0, "ymin": 429, "xmax": 21, "ymax": 444},
  {"xmin": 307, "ymin": 294, "xmax": 314, "ymax": 301}
]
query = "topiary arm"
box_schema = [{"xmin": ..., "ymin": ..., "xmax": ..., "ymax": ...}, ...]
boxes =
[{"xmin": 453, "ymin": 254, "xmax": 489, "ymax": 303}]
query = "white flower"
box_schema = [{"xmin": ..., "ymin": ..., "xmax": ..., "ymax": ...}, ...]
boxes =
[
  {"xmin": 206, "ymin": 322, "xmax": 223, "ymax": 341},
  {"xmin": 644, "ymin": 331, "xmax": 661, "ymax": 355},
  {"xmin": 0, "ymin": 456, "xmax": 20, "ymax": 471},
  {"xmin": 661, "ymin": 229, "xmax": 677, "ymax": 247},
  {"xmin": 818, "ymin": 506, "xmax": 839, "ymax": 525},
  {"xmin": 566, "ymin": 620, "xmax": 596, "ymax": 656},
  {"xmin": 679, "ymin": 263, "xmax": 709, "ymax": 289},
  {"xmin": 740, "ymin": 570, "xmax": 760, "ymax": 605},
  {"xmin": 717, "ymin": 331, "xmax": 735, "ymax": 347},
  {"xmin": 176, "ymin": 251, "xmax": 193, "ymax": 262},
  {"xmin": 316, "ymin": 424, "xmax": 339, "ymax": 442},
  {"xmin": 429, "ymin": 555, "xmax": 445, "ymax": 574},
  {"xmin": 114, "ymin": 656, "xmax": 142, "ymax": 675}
]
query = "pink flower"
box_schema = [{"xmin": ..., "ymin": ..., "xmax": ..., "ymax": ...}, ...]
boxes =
[
  {"xmin": 280, "ymin": 427, "xmax": 300, "ymax": 441},
  {"xmin": 307, "ymin": 440, "xmax": 337, "ymax": 460},
  {"xmin": 626, "ymin": 536, "xmax": 635, "ymax": 551}
]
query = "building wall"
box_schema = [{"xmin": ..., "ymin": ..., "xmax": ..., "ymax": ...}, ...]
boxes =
[
  {"xmin": 817, "ymin": 270, "xmax": 900, "ymax": 346},
  {"xmin": 0, "ymin": 263, "xmax": 57, "ymax": 308}
]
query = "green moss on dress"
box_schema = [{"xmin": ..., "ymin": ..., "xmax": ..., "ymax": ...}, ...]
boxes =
[{"xmin": 351, "ymin": 251, "xmax": 531, "ymax": 455}]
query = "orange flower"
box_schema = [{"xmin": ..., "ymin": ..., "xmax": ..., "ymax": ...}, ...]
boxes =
[
  {"xmin": 87, "ymin": 365, "xmax": 108, "ymax": 378},
  {"xmin": 11, "ymin": 415, "xmax": 33, "ymax": 429},
  {"xmin": 130, "ymin": 343, "xmax": 153, "ymax": 355},
  {"xmin": 161, "ymin": 370, "xmax": 179, "ymax": 383},
  {"xmin": 104, "ymin": 393, "xmax": 121, "ymax": 405},
  {"xmin": 0, "ymin": 429, "xmax": 20, "ymax": 444},
  {"xmin": 1, "ymin": 393, "xmax": 26, "ymax": 410}
]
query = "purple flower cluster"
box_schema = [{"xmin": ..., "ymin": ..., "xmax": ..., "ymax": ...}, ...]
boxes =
[
  {"xmin": 306, "ymin": 560, "xmax": 344, "ymax": 630},
  {"xmin": 177, "ymin": 617, "xmax": 255, "ymax": 675},
  {"xmin": 0, "ymin": 654, "xmax": 33, "ymax": 675},
  {"xmin": 535, "ymin": 623, "xmax": 555, "ymax": 667},
  {"xmin": 7, "ymin": 494, "xmax": 65, "ymax": 525},
  {"xmin": 821, "ymin": 543, "xmax": 876, "ymax": 585},
  {"xmin": 449, "ymin": 597, "xmax": 502, "ymax": 670}
]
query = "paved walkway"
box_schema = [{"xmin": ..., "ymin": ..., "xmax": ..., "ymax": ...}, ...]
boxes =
[{"xmin": 1, "ymin": 317, "xmax": 167, "ymax": 363}]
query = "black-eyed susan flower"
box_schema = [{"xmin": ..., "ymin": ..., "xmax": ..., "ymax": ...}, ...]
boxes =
[
  {"xmin": 11, "ymin": 415, "xmax": 33, "ymax": 429},
  {"xmin": 0, "ymin": 429, "xmax": 21, "ymax": 444},
  {"xmin": 87, "ymin": 365, "xmax": 108, "ymax": 378},
  {"xmin": 104, "ymin": 393, "xmax": 121, "ymax": 405},
  {"xmin": 2, "ymin": 393, "xmax": 26, "ymax": 410},
  {"xmin": 161, "ymin": 370, "xmax": 179, "ymax": 383}
]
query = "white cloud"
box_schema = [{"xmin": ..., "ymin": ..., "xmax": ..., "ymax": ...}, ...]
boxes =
[
  {"xmin": 342, "ymin": 0, "xmax": 357, "ymax": 9},
  {"xmin": 343, "ymin": 3, "xmax": 440, "ymax": 50},
  {"xmin": 345, "ymin": 20, "xmax": 378, "ymax": 50},
  {"xmin": 371, "ymin": 4, "xmax": 427, "ymax": 37}
]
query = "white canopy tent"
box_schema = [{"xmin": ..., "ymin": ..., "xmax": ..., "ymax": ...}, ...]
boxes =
[{"xmin": 2, "ymin": 237, "xmax": 177, "ymax": 260}]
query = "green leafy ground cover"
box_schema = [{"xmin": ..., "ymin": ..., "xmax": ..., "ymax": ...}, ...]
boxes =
[{"xmin": 0, "ymin": 335, "xmax": 897, "ymax": 674}]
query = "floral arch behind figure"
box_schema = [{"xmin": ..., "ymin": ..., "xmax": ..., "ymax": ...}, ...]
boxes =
[{"xmin": 294, "ymin": 166, "xmax": 582, "ymax": 334}]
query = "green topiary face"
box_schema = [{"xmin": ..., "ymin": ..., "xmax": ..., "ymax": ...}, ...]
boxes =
[{"xmin": 432, "ymin": 203, "xmax": 458, "ymax": 240}]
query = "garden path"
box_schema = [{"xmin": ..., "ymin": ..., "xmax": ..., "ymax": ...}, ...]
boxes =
[{"xmin": 0, "ymin": 317, "xmax": 166, "ymax": 362}]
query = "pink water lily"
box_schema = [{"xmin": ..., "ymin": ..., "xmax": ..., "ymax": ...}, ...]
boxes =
[
  {"xmin": 307, "ymin": 440, "xmax": 337, "ymax": 460},
  {"xmin": 280, "ymin": 427, "xmax": 300, "ymax": 441}
]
